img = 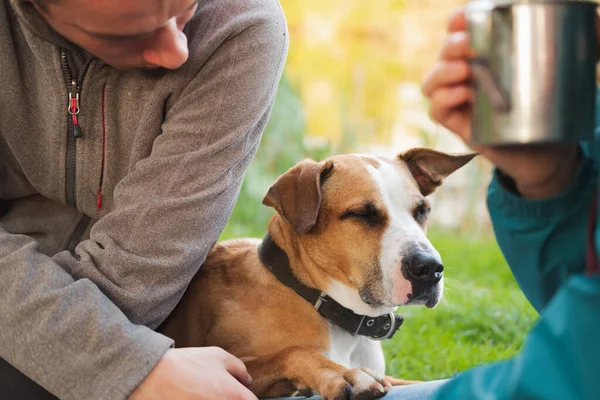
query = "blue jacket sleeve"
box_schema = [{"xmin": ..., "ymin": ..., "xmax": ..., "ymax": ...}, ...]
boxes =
[
  {"xmin": 432, "ymin": 148, "xmax": 598, "ymax": 399},
  {"xmin": 486, "ymin": 152, "xmax": 597, "ymax": 313},
  {"xmin": 433, "ymin": 274, "xmax": 600, "ymax": 400}
]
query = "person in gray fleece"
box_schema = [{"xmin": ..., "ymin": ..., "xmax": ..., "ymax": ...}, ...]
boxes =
[{"xmin": 0, "ymin": 0, "xmax": 288, "ymax": 398}]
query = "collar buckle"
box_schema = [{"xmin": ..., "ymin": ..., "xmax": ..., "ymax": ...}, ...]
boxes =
[{"xmin": 367, "ymin": 312, "xmax": 397, "ymax": 341}]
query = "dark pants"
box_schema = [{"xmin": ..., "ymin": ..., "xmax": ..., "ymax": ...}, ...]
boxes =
[{"xmin": 0, "ymin": 358, "xmax": 58, "ymax": 400}]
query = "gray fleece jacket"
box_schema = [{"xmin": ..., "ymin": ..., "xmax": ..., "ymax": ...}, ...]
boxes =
[{"xmin": 0, "ymin": 0, "xmax": 288, "ymax": 398}]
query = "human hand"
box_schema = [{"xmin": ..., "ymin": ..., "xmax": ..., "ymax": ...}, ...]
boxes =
[
  {"xmin": 129, "ymin": 347, "xmax": 257, "ymax": 400},
  {"xmin": 421, "ymin": 8, "xmax": 584, "ymax": 199}
]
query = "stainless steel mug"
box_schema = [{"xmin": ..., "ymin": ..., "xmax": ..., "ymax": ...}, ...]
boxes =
[{"xmin": 465, "ymin": 0, "xmax": 598, "ymax": 145}]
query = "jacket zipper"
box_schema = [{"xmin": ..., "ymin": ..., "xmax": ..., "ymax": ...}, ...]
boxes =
[
  {"xmin": 60, "ymin": 48, "xmax": 93, "ymax": 208},
  {"xmin": 98, "ymin": 83, "xmax": 107, "ymax": 211}
]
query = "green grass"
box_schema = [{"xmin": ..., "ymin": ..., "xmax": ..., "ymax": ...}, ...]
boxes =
[{"xmin": 383, "ymin": 231, "xmax": 538, "ymax": 381}]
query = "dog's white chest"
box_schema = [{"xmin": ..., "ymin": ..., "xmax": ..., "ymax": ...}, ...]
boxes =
[{"xmin": 324, "ymin": 324, "xmax": 386, "ymax": 375}]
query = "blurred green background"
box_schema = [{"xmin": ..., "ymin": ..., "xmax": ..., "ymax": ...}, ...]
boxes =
[{"xmin": 220, "ymin": 0, "xmax": 538, "ymax": 381}]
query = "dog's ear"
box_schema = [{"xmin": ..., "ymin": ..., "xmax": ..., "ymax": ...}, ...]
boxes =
[
  {"xmin": 399, "ymin": 148, "xmax": 477, "ymax": 196},
  {"xmin": 262, "ymin": 159, "xmax": 334, "ymax": 234}
]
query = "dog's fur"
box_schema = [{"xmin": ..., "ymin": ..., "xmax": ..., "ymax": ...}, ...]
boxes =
[{"xmin": 159, "ymin": 148, "xmax": 475, "ymax": 399}]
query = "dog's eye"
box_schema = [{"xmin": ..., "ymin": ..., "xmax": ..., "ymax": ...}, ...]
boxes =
[
  {"xmin": 340, "ymin": 203, "xmax": 381, "ymax": 227},
  {"xmin": 412, "ymin": 203, "xmax": 430, "ymax": 224}
]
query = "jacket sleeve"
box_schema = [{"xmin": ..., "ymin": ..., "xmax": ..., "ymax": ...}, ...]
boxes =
[
  {"xmin": 0, "ymin": 2, "xmax": 288, "ymax": 400},
  {"xmin": 432, "ymin": 147, "xmax": 598, "ymax": 399},
  {"xmin": 486, "ymin": 150, "xmax": 597, "ymax": 313},
  {"xmin": 432, "ymin": 274, "xmax": 600, "ymax": 400}
]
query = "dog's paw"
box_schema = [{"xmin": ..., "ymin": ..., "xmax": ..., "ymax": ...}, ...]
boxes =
[
  {"xmin": 321, "ymin": 367, "xmax": 391, "ymax": 400},
  {"xmin": 346, "ymin": 368, "xmax": 392, "ymax": 400}
]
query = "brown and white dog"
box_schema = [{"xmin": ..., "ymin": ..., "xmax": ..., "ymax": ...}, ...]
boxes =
[{"xmin": 159, "ymin": 148, "xmax": 475, "ymax": 399}]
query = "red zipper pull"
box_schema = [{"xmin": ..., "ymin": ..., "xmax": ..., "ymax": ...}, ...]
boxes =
[
  {"xmin": 68, "ymin": 79, "xmax": 82, "ymax": 138},
  {"xmin": 97, "ymin": 187, "xmax": 103, "ymax": 211}
]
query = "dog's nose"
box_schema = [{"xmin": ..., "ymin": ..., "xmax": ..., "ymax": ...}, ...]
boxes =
[{"xmin": 404, "ymin": 254, "xmax": 444, "ymax": 283}]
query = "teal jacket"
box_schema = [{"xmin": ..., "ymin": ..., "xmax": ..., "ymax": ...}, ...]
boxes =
[{"xmin": 433, "ymin": 108, "xmax": 600, "ymax": 399}]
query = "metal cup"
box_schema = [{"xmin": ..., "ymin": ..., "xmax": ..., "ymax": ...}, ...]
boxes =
[{"xmin": 466, "ymin": 0, "xmax": 598, "ymax": 145}]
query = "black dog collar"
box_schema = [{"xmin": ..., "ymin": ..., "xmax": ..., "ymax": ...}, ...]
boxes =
[{"xmin": 257, "ymin": 234, "xmax": 404, "ymax": 340}]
